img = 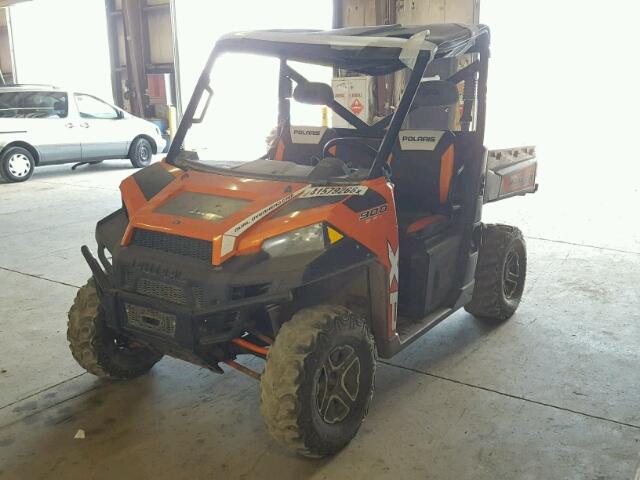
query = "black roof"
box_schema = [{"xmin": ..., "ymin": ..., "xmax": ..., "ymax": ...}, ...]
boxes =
[{"xmin": 216, "ymin": 24, "xmax": 490, "ymax": 75}]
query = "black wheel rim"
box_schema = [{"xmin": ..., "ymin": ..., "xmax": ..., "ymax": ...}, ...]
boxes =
[
  {"xmin": 315, "ymin": 345, "xmax": 361, "ymax": 424},
  {"xmin": 503, "ymin": 250, "xmax": 521, "ymax": 299}
]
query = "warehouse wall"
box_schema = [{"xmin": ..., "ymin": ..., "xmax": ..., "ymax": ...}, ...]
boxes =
[
  {"xmin": 10, "ymin": 0, "xmax": 112, "ymax": 101},
  {"xmin": 0, "ymin": 9, "xmax": 14, "ymax": 83},
  {"xmin": 105, "ymin": 0, "xmax": 176, "ymax": 121},
  {"xmin": 340, "ymin": 0, "xmax": 478, "ymax": 27},
  {"xmin": 395, "ymin": 0, "xmax": 477, "ymax": 23}
]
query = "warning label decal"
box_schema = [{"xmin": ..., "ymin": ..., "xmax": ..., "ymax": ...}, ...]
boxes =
[{"xmin": 350, "ymin": 98, "xmax": 364, "ymax": 115}]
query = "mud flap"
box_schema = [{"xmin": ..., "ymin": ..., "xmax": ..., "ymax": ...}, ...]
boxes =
[{"xmin": 484, "ymin": 146, "xmax": 537, "ymax": 203}]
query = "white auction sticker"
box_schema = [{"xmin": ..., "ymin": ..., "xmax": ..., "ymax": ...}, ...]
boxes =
[{"xmin": 299, "ymin": 185, "xmax": 368, "ymax": 198}]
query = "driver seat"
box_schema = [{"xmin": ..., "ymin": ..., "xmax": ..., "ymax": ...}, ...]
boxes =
[
  {"xmin": 391, "ymin": 130, "xmax": 459, "ymax": 237},
  {"xmin": 272, "ymin": 125, "xmax": 338, "ymax": 166}
]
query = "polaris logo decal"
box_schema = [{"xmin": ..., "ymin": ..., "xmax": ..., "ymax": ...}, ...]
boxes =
[
  {"xmin": 290, "ymin": 126, "xmax": 326, "ymax": 145},
  {"xmin": 403, "ymin": 135, "xmax": 437, "ymax": 142},
  {"xmin": 292, "ymin": 129, "xmax": 320, "ymax": 136},
  {"xmin": 299, "ymin": 185, "xmax": 368, "ymax": 198},
  {"xmin": 130, "ymin": 260, "xmax": 182, "ymax": 281},
  {"xmin": 399, "ymin": 130, "xmax": 445, "ymax": 151},
  {"xmin": 359, "ymin": 204, "xmax": 388, "ymax": 221}
]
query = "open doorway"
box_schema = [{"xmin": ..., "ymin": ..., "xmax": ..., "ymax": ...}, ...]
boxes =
[
  {"xmin": 481, "ymin": 0, "xmax": 640, "ymax": 252},
  {"xmin": 9, "ymin": 0, "xmax": 112, "ymax": 100},
  {"xmin": 172, "ymin": 0, "xmax": 332, "ymax": 158}
]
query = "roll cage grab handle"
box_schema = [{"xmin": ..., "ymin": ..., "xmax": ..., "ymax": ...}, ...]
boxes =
[{"xmin": 166, "ymin": 46, "xmax": 433, "ymax": 180}]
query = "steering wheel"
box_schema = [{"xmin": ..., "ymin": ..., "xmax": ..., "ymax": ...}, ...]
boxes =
[{"xmin": 322, "ymin": 137, "xmax": 378, "ymax": 167}]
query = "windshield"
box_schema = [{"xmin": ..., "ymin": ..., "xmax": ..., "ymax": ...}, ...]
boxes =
[
  {"xmin": 174, "ymin": 50, "xmax": 414, "ymax": 183},
  {"xmin": 170, "ymin": 33, "xmax": 482, "ymax": 184}
]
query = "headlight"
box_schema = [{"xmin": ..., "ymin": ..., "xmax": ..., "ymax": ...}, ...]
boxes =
[{"xmin": 261, "ymin": 223, "xmax": 326, "ymax": 258}]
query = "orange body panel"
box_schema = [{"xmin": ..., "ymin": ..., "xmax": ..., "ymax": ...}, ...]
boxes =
[
  {"xmin": 439, "ymin": 145, "xmax": 455, "ymax": 204},
  {"xmin": 120, "ymin": 164, "xmax": 400, "ymax": 340}
]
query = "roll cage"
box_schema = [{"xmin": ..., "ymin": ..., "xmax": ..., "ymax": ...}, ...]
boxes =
[{"xmin": 167, "ymin": 24, "xmax": 491, "ymax": 180}]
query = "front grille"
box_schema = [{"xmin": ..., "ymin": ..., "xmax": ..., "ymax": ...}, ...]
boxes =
[
  {"xmin": 125, "ymin": 304, "xmax": 176, "ymax": 336},
  {"xmin": 192, "ymin": 284, "xmax": 205, "ymax": 308},
  {"xmin": 135, "ymin": 277, "xmax": 188, "ymax": 305},
  {"xmin": 131, "ymin": 229, "xmax": 212, "ymax": 263},
  {"xmin": 123, "ymin": 267, "xmax": 205, "ymax": 308}
]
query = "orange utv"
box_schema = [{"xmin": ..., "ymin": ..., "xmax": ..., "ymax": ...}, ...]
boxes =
[{"xmin": 68, "ymin": 24, "xmax": 537, "ymax": 457}]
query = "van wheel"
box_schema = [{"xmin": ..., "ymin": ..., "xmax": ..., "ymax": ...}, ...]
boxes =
[
  {"xmin": 129, "ymin": 138, "xmax": 152, "ymax": 168},
  {"xmin": 465, "ymin": 224, "xmax": 527, "ymax": 322},
  {"xmin": 261, "ymin": 305, "xmax": 376, "ymax": 458},
  {"xmin": 67, "ymin": 278, "xmax": 163, "ymax": 379},
  {"xmin": 1, "ymin": 147, "xmax": 35, "ymax": 182}
]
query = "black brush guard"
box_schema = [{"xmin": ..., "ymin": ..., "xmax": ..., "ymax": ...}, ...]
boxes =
[{"xmin": 81, "ymin": 245, "xmax": 292, "ymax": 350}]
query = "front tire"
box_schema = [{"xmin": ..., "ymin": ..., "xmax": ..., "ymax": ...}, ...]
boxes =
[
  {"xmin": 465, "ymin": 224, "xmax": 527, "ymax": 322},
  {"xmin": 67, "ymin": 278, "xmax": 163, "ymax": 379},
  {"xmin": 0, "ymin": 147, "xmax": 35, "ymax": 182},
  {"xmin": 129, "ymin": 137, "xmax": 153, "ymax": 168},
  {"xmin": 261, "ymin": 305, "xmax": 376, "ymax": 458}
]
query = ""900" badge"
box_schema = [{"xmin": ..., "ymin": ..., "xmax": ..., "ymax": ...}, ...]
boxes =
[{"xmin": 359, "ymin": 204, "xmax": 388, "ymax": 221}]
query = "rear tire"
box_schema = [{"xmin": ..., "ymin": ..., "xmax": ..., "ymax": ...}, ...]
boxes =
[
  {"xmin": 261, "ymin": 305, "xmax": 376, "ymax": 458},
  {"xmin": 129, "ymin": 137, "xmax": 153, "ymax": 168},
  {"xmin": 465, "ymin": 224, "xmax": 527, "ymax": 322},
  {"xmin": 67, "ymin": 278, "xmax": 163, "ymax": 379},
  {"xmin": 0, "ymin": 147, "xmax": 35, "ymax": 182}
]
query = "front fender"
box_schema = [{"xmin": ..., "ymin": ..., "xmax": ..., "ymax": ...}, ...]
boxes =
[{"xmin": 96, "ymin": 208, "xmax": 128, "ymax": 254}]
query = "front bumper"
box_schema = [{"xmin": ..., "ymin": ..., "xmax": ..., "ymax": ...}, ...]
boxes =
[{"xmin": 82, "ymin": 245, "xmax": 291, "ymax": 350}]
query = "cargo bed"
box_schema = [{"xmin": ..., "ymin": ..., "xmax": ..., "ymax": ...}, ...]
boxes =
[{"xmin": 484, "ymin": 146, "xmax": 537, "ymax": 203}]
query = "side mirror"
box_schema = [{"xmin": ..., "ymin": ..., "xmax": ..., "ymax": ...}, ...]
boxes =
[
  {"xmin": 413, "ymin": 80, "xmax": 459, "ymax": 108},
  {"xmin": 293, "ymin": 82, "xmax": 334, "ymax": 106}
]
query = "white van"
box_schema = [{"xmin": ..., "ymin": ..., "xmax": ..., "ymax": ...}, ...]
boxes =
[{"xmin": 0, "ymin": 85, "xmax": 167, "ymax": 182}]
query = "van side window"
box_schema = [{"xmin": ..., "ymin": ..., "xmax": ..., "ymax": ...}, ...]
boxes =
[
  {"xmin": 0, "ymin": 91, "xmax": 68, "ymax": 119},
  {"xmin": 75, "ymin": 94, "xmax": 119, "ymax": 120}
]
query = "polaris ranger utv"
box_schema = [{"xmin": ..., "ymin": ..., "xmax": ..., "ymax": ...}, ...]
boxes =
[{"xmin": 68, "ymin": 24, "xmax": 537, "ymax": 457}]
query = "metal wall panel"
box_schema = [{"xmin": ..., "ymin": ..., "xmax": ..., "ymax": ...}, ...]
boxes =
[
  {"xmin": 147, "ymin": 9, "xmax": 173, "ymax": 64},
  {"xmin": 339, "ymin": 0, "xmax": 478, "ymax": 27}
]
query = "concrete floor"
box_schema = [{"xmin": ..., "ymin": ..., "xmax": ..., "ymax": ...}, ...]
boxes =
[{"xmin": 1, "ymin": 161, "xmax": 639, "ymax": 479}]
